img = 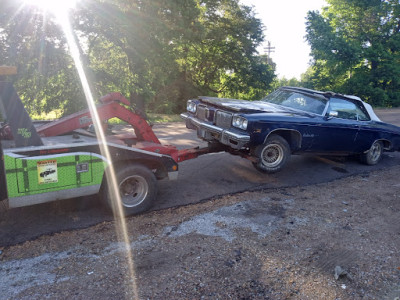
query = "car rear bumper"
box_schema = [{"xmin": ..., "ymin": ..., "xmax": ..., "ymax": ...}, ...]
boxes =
[{"xmin": 180, "ymin": 113, "xmax": 250, "ymax": 150}]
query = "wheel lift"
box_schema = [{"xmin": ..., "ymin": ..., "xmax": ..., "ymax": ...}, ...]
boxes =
[{"xmin": 36, "ymin": 91, "xmax": 214, "ymax": 163}]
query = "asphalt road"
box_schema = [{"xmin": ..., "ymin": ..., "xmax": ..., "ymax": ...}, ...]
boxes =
[{"xmin": 1, "ymin": 109, "xmax": 400, "ymax": 246}]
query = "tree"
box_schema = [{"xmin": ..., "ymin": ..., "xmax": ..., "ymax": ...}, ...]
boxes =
[
  {"xmin": 77, "ymin": 0, "xmax": 274, "ymax": 111},
  {"xmin": 272, "ymin": 77, "xmax": 301, "ymax": 90},
  {"xmin": 0, "ymin": 0, "xmax": 86, "ymax": 116},
  {"xmin": 176, "ymin": 0, "xmax": 274, "ymax": 99},
  {"xmin": 305, "ymin": 0, "xmax": 400, "ymax": 107},
  {"xmin": 0, "ymin": 0, "xmax": 275, "ymax": 115}
]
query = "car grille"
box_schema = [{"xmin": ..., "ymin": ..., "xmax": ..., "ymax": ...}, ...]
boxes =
[
  {"xmin": 215, "ymin": 110, "xmax": 232, "ymax": 129},
  {"xmin": 196, "ymin": 104, "xmax": 208, "ymax": 121}
]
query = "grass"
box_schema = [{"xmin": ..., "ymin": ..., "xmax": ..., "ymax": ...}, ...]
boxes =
[
  {"xmin": 30, "ymin": 110, "xmax": 182, "ymax": 124},
  {"xmin": 147, "ymin": 113, "xmax": 182, "ymax": 123},
  {"xmin": 30, "ymin": 109, "xmax": 62, "ymax": 121},
  {"xmin": 107, "ymin": 114, "xmax": 182, "ymax": 125}
]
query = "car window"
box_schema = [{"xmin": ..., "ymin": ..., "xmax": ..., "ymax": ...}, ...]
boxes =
[
  {"xmin": 327, "ymin": 98, "xmax": 370, "ymax": 121},
  {"xmin": 282, "ymin": 93, "xmax": 307, "ymax": 108},
  {"xmin": 262, "ymin": 90, "xmax": 327, "ymax": 115}
]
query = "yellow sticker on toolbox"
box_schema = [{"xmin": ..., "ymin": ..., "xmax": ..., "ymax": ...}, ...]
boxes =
[{"xmin": 37, "ymin": 160, "xmax": 58, "ymax": 184}]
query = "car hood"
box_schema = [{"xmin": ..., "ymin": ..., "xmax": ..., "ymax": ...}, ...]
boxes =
[{"xmin": 199, "ymin": 96, "xmax": 315, "ymax": 117}]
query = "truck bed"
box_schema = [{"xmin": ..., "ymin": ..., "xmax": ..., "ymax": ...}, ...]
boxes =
[{"xmin": 1, "ymin": 134, "xmax": 99, "ymax": 150}]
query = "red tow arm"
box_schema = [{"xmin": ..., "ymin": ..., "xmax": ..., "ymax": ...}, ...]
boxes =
[
  {"xmin": 37, "ymin": 92, "xmax": 213, "ymax": 163},
  {"xmin": 37, "ymin": 92, "xmax": 160, "ymax": 144}
]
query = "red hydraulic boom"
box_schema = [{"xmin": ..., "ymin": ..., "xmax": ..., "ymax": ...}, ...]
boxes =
[
  {"xmin": 37, "ymin": 92, "xmax": 214, "ymax": 163},
  {"xmin": 37, "ymin": 92, "xmax": 160, "ymax": 144}
]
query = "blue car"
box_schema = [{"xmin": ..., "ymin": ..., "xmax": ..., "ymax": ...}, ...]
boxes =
[{"xmin": 181, "ymin": 86, "xmax": 400, "ymax": 173}]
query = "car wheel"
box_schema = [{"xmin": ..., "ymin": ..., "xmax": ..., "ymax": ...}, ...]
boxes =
[
  {"xmin": 102, "ymin": 164, "xmax": 157, "ymax": 216},
  {"xmin": 253, "ymin": 135, "xmax": 290, "ymax": 173},
  {"xmin": 360, "ymin": 140, "xmax": 383, "ymax": 165}
]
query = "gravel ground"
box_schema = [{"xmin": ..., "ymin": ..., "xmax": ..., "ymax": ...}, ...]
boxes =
[{"xmin": 1, "ymin": 165, "xmax": 400, "ymax": 299}]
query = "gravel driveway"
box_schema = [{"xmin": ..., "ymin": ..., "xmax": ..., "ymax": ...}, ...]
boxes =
[{"xmin": 1, "ymin": 164, "xmax": 399, "ymax": 299}]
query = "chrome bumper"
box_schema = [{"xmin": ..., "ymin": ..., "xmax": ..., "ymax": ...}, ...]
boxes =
[{"xmin": 180, "ymin": 113, "xmax": 250, "ymax": 150}]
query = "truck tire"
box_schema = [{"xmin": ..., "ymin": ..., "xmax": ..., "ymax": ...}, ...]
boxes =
[
  {"xmin": 102, "ymin": 164, "xmax": 157, "ymax": 216},
  {"xmin": 360, "ymin": 140, "xmax": 383, "ymax": 165},
  {"xmin": 252, "ymin": 135, "xmax": 290, "ymax": 173}
]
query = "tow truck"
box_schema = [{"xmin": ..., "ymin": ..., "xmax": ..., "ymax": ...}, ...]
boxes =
[{"xmin": 0, "ymin": 67, "xmax": 216, "ymax": 216}]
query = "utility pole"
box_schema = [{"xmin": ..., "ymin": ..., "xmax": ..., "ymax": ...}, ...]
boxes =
[{"xmin": 263, "ymin": 41, "xmax": 275, "ymax": 65}]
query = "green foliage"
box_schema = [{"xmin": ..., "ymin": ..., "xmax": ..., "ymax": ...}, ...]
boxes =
[
  {"xmin": 147, "ymin": 113, "xmax": 182, "ymax": 123},
  {"xmin": 0, "ymin": 0, "xmax": 275, "ymax": 116},
  {"xmin": 0, "ymin": 0, "xmax": 87, "ymax": 116},
  {"xmin": 305, "ymin": 0, "xmax": 400, "ymax": 106},
  {"xmin": 272, "ymin": 77, "xmax": 302, "ymax": 90}
]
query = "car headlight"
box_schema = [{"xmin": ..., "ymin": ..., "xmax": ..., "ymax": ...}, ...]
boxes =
[
  {"xmin": 187, "ymin": 100, "xmax": 197, "ymax": 113},
  {"xmin": 232, "ymin": 116, "xmax": 248, "ymax": 130}
]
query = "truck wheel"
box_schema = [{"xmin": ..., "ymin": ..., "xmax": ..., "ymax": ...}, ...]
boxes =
[
  {"xmin": 360, "ymin": 140, "xmax": 383, "ymax": 165},
  {"xmin": 252, "ymin": 135, "xmax": 290, "ymax": 173},
  {"xmin": 103, "ymin": 164, "xmax": 157, "ymax": 216}
]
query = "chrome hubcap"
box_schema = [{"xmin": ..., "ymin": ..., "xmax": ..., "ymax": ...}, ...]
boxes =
[
  {"xmin": 261, "ymin": 144, "xmax": 283, "ymax": 167},
  {"xmin": 370, "ymin": 142, "xmax": 382, "ymax": 162}
]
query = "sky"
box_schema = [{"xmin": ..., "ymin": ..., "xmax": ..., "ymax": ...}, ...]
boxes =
[{"xmin": 240, "ymin": 0, "xmax": 327, "ymax": 79}]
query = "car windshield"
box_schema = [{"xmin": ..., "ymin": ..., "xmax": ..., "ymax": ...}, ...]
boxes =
[{"xmin": 261, "ymin": 89, "xmax": 328, "ymax": 115}]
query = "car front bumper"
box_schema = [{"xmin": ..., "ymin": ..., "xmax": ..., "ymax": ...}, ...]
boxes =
[{"xmin": 180, "ymin": 113, "xmax": 250, "ymax": 150}]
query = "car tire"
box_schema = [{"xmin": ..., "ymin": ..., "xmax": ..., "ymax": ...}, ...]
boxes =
[
  {"xmin": 252, "ymin": 135, "xmax": 290, "ymax": 173},
  {"xmin": 102, "ymin": 164, "xmax": 157, "ymax": 216},
  {"xmin": 360, "ymin": 140, "xmax": 383, "ymax": 165}
]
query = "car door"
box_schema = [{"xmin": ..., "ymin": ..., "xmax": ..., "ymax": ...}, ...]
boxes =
[{"xmin": 306, "ymin": 98, "xmax": 364, "ymax": 154}]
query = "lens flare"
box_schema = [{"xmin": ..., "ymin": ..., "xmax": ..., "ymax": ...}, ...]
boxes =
[
  {"xmin": 23, "ymin": 0, "xmax": 77, "ymax": 14},
  {"xmin": 52, "ymin": 7, "xmax": 140, "ymax": 300}
]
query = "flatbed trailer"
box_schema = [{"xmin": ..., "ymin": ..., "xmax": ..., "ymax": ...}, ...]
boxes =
[{"xmin": 0, "ymin": 81, "xmax": 217, "ymax": 216}]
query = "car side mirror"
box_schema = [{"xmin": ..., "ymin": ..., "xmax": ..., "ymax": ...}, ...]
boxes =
[{"xmin": 325, "ymin": 110, "xmax": 338, "ymax": 120}]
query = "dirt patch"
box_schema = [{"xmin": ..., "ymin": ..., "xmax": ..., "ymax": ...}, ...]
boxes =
[{"xmin": 1, "ymin": 166, "xmax": 400, "ymax": 299}]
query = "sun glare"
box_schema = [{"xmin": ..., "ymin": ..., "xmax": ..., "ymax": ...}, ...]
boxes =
[
  {"xmin": 17, "ymin": 0, "xmax": 139, "ymax": 296},
  {"xmin": 23, "ymin": 0, "xmax": 77, "ymax": 16}
]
